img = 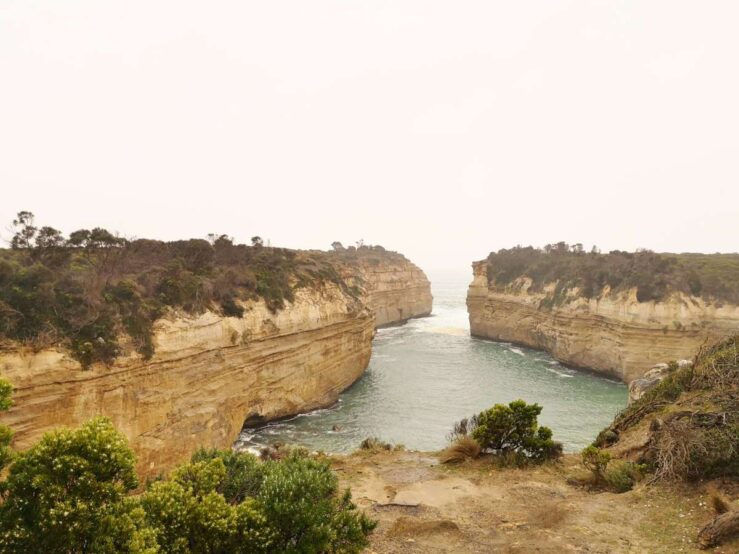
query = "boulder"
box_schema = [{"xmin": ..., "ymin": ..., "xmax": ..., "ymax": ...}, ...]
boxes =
[{"xmin": 628, "ymin": 360, "xmax": 693, "ymax": 403}]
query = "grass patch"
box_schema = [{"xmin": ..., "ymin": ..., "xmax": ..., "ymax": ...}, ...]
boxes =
[{"xmin": 439, "ymin": 436, "xmax": 481, "ymax": 464}]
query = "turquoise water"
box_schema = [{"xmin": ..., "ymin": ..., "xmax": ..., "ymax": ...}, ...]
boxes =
[{"xmin": 237, "ymin": 270, "xmax": 627, "ymax": 453}]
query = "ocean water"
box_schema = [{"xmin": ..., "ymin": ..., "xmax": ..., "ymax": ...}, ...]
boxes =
[{"xmin": 236, "ymin": 270, "xmax": 627, "ymax": 454}]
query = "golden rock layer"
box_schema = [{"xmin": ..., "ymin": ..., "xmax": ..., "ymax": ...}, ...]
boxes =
[
  {"xmin": 467, "ymin": 261, "xmax": 739, "ymax": 383},
  {"xmin": 350, "ymin": 256, "xmax": 433, "ymax": 327},
  {"xmin": 0, "ymin": 260, "xmax": 432, "ymax": 477}
]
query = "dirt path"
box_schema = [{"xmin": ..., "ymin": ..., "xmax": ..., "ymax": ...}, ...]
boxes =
[{"xmin": 329, "ymin": 451, "xmax": 738, "ymax": 553}]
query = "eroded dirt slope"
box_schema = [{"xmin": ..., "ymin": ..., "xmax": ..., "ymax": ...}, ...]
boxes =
[{"xmin": 331, "ymin": 450, "xmax": 738, "ymax": 553}]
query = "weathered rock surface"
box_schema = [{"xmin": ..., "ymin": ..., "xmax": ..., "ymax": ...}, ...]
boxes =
[
  {"xmin": 1, "ymin": 285, "xmax": 373, "ymax": 477},
  {"xmin": 0, "ymin": 256, "xmax": 432, "ymax": 477},
  {"xmin": 350, "ymin": 256, "xmax": 432, "ymax": 327},
  {"xmin": 467, "ymin": 261, "xmax": 739, "ymax": 383},
  {"xmin": 628, "ymin": 360, "xmax": 692, "ymax": 403}
]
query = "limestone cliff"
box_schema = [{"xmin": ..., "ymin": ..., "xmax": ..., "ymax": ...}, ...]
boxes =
[
  {"xmin": 1, "ymin": 284, "xmax": 373, "ymax": 477},
  {"xmin": 467, "ymin": 261, "xmax": 739, "ymax": 383},
  {"xmin": 0, "ymin": 251, "xmax": 432, "ymax": 478},
  {"xmin": 348, "ymin": 255, "xmax": 432, "ymax": 327}
]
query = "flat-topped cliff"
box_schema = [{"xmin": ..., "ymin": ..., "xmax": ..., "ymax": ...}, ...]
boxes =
[
  {"xmin": 467, "ymin": 246, "xmax": 739, "ymax": 382},
  {"xmin": 0, "ymin": 223, "xmax": 432, "ymax": 477},
  {"xmin": 332, "ymin": 248, "xmax": 432, "ymax": 327}
]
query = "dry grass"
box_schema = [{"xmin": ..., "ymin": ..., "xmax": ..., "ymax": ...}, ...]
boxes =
[
  {"xmin": 387, "ymin": 517, "xmax": 461, "ymax": 538},
  {"xmin": 697, "ymin": 509, "xmax": 739, "ymax": 549},
  {"xmin": 530, "ymin": 501, "xmax": 569, "ymax": 529},
  {"xmin": 709, "ymin": 489, "xmax": 731, "ymax": 515},
  {"xmin": 439, "ymin": 436, "xmax": 481, "ymax": 464}
]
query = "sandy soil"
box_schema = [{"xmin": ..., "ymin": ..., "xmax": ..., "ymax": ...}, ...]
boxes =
[{"xmin": 329, "ymin": 450, "xmax": 739, "ymax": 554}]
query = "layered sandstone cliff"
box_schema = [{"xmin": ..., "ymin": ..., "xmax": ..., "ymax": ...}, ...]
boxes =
[
  {"xmin": 350, "ymin": 256, "xmax": 432, "ymax": 327},
  {"xmin": 0, "ymin": 254, "xmax": 432, "ymax": 477},
  {"xmin": 467, "ymin": 261, "xmax": 739, "ymax": 383},
  {"xmin": 1, "ymin": 284, "xmax": 373, "ymax": 477}
]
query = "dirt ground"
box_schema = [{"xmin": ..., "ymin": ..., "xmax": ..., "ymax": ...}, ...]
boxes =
[{"xmin": 329, "ymin": 450, "xmax": 739, "ymax": 554}]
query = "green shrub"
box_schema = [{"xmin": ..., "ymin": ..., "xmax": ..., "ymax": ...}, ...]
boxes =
[
  {"xmin": 0, "ymin": 379, "xmax": 13, "ymax": 472},
  {"xmin": 604, "ymin": 460, "xmax": 644, "ymax": 492},
  {"xmin": 358, "ymin": 437, "xmax": 393, "ymax": 451},
  {"xmin": 581, "ymin": 445, "xmax": 643, "ymax": 492},
  {"xmin": 462, "ymin": 400, "xmax": 562, "ymax": 463},
  {"xmin": 141, "ymin": 458, "xmax": 274, "ymax": 553},
  {"xmin": 0, "ymin": 418, "xmax": 376, "ymax": 554},
  {"xmin": 257, "ymin": 451, "xmax": 376, "ymax": 553},
  {"xmin": 190, "ymin": 447, "xmax": 265, "ymax": 503},
  {"xmin": 597, "ymin": 336, "xmax": 739, "ymax": 483},
  {"xmin": 581, "ymin": 445, "xmax": 611, "ymax": 484},
  {"xmin": 0, "ymin": 417, "xmax": 147, "ymax": 553}
]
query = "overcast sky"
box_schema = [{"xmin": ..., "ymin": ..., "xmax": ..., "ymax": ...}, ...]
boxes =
[{"xmin": 1, "ymin": 1, "xmax": 737, "ymax": 272}]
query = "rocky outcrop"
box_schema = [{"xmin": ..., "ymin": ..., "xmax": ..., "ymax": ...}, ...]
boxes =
[
  {"xmin": 1, "ymin": 284, "xmax": 374, "ymax": 477},
  {"xmin": 628, "ymin": 360, "xmax": 692, "ymax": 403},
  {"xmin": 467, "ymin": 261, "xmax": 739, "ymax": 383},
  {"xmin": 351, "ymin": 256, "xmax": 432, "ymax": 327}
]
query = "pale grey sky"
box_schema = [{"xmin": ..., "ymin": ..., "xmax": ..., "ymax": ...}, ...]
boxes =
[{"xmin": 1, "ymin": 1, "xmax": 737, "ymax": 272}]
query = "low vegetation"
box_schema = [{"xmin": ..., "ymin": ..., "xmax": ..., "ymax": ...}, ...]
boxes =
[
  {"xmin": 484, "ymin": 243, "xmax": 739, "ymax": 306},
  {"xmin": 0, "ymin": 415, "xmax": 376, "ymax": 553},
  {"xmin": 357, "ymin": 437, "xmax": 404, "ymax": 453},
  {"xmin": 446, "ymin": 400, "xmax": 562, "ymax": 466},
  {"xmin": 0, "ymin": 212, "xmax": 365, "ymax": 367},
  {"xmin": 439, "ymin": 436, "xmax": 481, "ymax": 464},
  {"xmin": 579, "ymin": 445, "xmax": 644, "ymax": 492},
  {"xmin": 596, "ymin": 335, "xmax": 739, "ymax": 481}
]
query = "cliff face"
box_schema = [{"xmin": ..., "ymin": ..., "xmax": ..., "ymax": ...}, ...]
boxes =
[
  {"xmin": 352, "ymin": 257, "xmax": 432, "ymax": 327},
  {"xmin": 0, "ymin": 254, "xmax": 432, "ymax": 477},
  {"xmin": 1, "ymin": 284, "xmax": 373, "ymax": 477},
  {"xmin": 467, "ymin": 261, "xmax": 739, "ymax": 383}
]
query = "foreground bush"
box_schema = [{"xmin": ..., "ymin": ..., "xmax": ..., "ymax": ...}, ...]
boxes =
[
  {"xmin": 450, "ymin": 400, "xmax": 562, "ymax": 465},
  {"xmin": 0, "ymin": 417, "xmax": 156, "ymax": 553},
  {"xmin": 0, "ymin": 419, "xmax": 375, "ymax": 553}
]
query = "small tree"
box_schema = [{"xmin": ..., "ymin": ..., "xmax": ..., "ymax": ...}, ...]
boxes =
[
  {"xmin": 581, "ymin": 445, "xmax": 610, "ymax": 485},
  {"xmin": 251, "ymin": 236, "xmax": 264, "ymax": 247},
  {"xmin": 10, "ymin": 211, "xmax": 37, "ymax": 249},
  {"xmin": 470, "ymin": 400, "xmax": 562, "ymax": 462}
]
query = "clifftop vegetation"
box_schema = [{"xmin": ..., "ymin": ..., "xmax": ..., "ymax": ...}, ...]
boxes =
[
  {"xmin": 484, "ymin": 243, "xmax": 739, "ymax": 305},
  {"xmin": 597, "ymin": 335, "xmax": 738, "ymax": 481},
  {"xmin": 0, "ymin": 212, "xmax": 370, "ymax": 367}
]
